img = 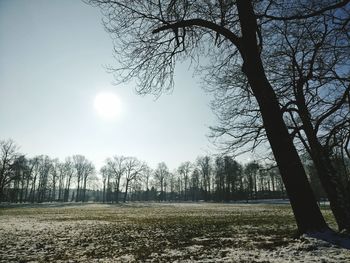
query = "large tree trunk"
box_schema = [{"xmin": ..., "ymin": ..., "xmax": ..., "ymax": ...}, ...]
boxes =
[
  {"xmin": 237, "ymin": 0, "xmax": 328, "ymax": 233},
  {"xmin": 296, "ymin": 93, "xmax": 350, "ymax": 231}
]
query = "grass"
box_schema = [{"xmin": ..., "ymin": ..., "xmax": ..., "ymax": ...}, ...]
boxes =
[{"xmin": 0, "ymin": 202, "xmax": 342, "ymax": 262}]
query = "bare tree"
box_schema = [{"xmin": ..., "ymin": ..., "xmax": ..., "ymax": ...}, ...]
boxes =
[
  {"xmin": 197, "ymin": 156, "xmax": 212, "ymax": 201},
  {"xmin": 190, "ymin": 168, "xmax": 200, "ymax": 202},
  {"xmin": 100, "ymin": 166, "xmax": 108, "ymax": 203},
  {"xmin": 28, "ymin": 156, "xmax": 40, "ymax": 203},
  {"xmin": 22, "ymin": 156, "xmax": 35, "ymax": 202},
  {"xmin": 57, "ymin": 161, "xmax": 67, "ymax": 201},
  {"xmin": 36, "ymin": 156, "xmax": 52, "ymax": 203},
  {"xmin": 141, "ymin": 165, "xmax": 153, "ymax": 201},
  {"xmin": 0, "ymin": 139, "xmax": 20, "ymax": 201},
  {"xmin": 63, "ymin": 157, "xmax": 74, "ymax": 202},
  {"xmin": 105, "ymin": 156, "xmax": 126, "ymax": 203},
  {"xmin": 82, "ymin": 161, "xmax": 95, "ymax": 202},
  {"xmin": 50, "ymin": 159, "xmax": 60, "ymax": 202},
  {"xmin": 178, "ymin": 161, "xmax": 192, "ymax": 201},
  {"xmin": 68, "ymin": 156, "xmax": 96, "ymax": 202},
  {"xmin": 154, "ymin": 162, "xmax": 169, "ymax": 201},
  {"xmin": 72, "ymin": 155, "xmax": 93, "ymax": 202},
  {"xmin": 123, "ymin": 157, "xmax": 146, "ymax": 202},
  {"xmin": 244, "ymin": 161, "xmax": 260, "ymax": 200},
  {"xmin": 85, "ymin": 0, "xmax": 346, "ymax": 233},
  {"xmin": 270, "ymin": 15, "xmax": 350, "ymax": 231},
  {"xmin": 204, "ymin": 1, "xmax": 350, "ymax": 231}
]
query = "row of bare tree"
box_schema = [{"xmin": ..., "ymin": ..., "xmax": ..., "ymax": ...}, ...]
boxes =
[
  {"xmin": 100, "ymin": 156, "xmax": 287, "ymax": 203},
  {"xmin": 0, "ymin": 139, "xmax": 97, "ymax": 203},
  {"xmin": 1, "ymin": 138, "xmax": 344, "ymax": 215},
  {"xmin": 0, "ymin": 138, "xmax": 287, "ymax": 204}
]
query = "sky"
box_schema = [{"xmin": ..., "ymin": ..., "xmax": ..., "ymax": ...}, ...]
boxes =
[{"xmin": 0, "ymin": 0, "xmax": 225, "ymax": 171}]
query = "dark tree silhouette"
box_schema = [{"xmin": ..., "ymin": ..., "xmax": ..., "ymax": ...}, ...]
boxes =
[
  {"xmin": 123, "ymin": 157, "xmax": 146, "ymax": 202},
  {"xmin": 100, "ymin": 166, "xmax": 108, "ymax": 203},
  {"xmin": 63, "ymin": 157, "xmax": 74, "ymax": 202},
  {"xmin": 0, "ymin": 139, "xmax": 20, "ymax": 201},
  {"xmin": 154, "ymin": 162, "xmax": 169, "ymax": 201},
  {"xmin": 245, "ymin": 162, "xmax": 260, "ymax": 200},
  {"xmin": 268, "ymin": 14, "xmax": 350, "ymax": 232},
  {"xmin": 197, "ymin": 156, "xmax": 212, "ymax": 201},
  {"xmin": 0, "ymin": 138, "xmax": 324, "ymax": 205},
  {"xmin": 178, "ymin": 161, "xmax": 192, "ymax": 201},
  {"xmin": 206, "ymin": 0, "xmax": 350, "ymax": 231},
  {"xmin": 105, "ymin": 156, "xmax": 126, "ymax": 203},
  {"xmin": 85, "ymin": 0, "xmax": 348, "ymax": 233}
]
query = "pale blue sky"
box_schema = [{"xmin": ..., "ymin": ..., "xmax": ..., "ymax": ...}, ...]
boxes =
[{"xmin": 0, "ymin": 0, "xmax": 222, "ymax": 170}]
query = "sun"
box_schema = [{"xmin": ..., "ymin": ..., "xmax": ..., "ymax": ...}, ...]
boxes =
[{"xmin": 94, "ymin": 92, "xmax": 122, "ymax": 121}]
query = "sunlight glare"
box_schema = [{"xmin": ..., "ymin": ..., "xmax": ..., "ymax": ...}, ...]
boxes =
[{"xmin": 94, "ymin": 92, "xmax": 122, "ymax": 121}]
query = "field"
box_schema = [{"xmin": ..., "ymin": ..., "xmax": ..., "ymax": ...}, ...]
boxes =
[{"xmin": 0, "ymin": 203, "xmax": 349, "ymax": 262}]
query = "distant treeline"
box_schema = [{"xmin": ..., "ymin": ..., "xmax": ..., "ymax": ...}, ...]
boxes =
[{"xmin": 0, "ymin": 139, "xmax": 327, "ymax": 203}]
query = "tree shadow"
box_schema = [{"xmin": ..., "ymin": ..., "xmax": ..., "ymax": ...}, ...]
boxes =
[{"xmin": 307, "ymin": 230, "xmax": 350, "ymax": 250}]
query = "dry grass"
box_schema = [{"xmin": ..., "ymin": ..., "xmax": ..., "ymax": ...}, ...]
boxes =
[{"xmin": 0, "ymin": 202, "xmax": 348, "ymax": 262}]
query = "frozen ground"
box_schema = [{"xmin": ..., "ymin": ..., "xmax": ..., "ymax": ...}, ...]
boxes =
[{"xmin": 0, "ymin": 202, "xmax": 349, "ymax": 262}]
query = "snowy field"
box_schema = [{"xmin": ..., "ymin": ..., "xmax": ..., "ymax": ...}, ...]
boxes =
[{"xmin": 0, "ymin": 203, "xmax": 349, "ymax": 262}]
